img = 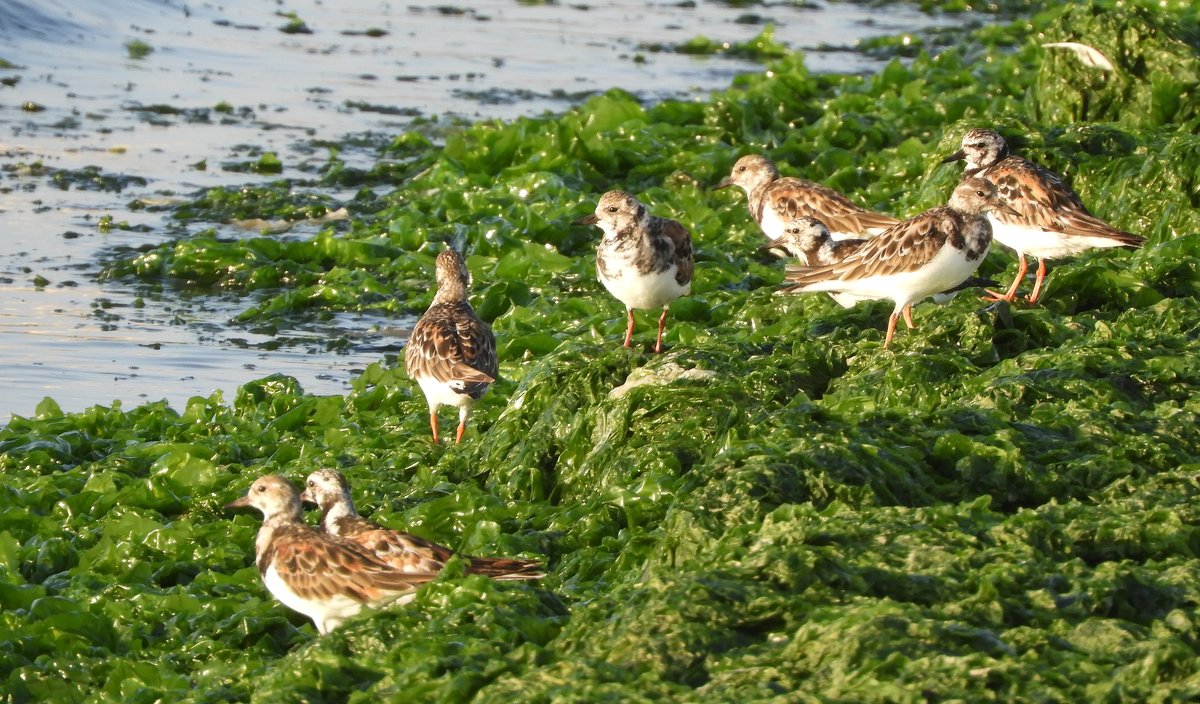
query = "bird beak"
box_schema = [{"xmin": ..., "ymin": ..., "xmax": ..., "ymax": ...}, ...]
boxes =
[
  {"xmin": 224, "ymin": 494, "xmax": 251, "ymax": 510},
  {"xmin": 298, "ymin": 488, "xmax": 314, "ymax": 505},
  {"xmin": 759, "ymin": 236, "xmax": 787, "ymax": 252},
  {"xmin": 712, "ymin": 177, "xmax": 734, "ymax": 191},
  {"xmin": 572, "ymin": 213, "xmax": 599, "ymax": 226},
  {"xmin": 996, "ymin": 201, "xmax": 1021, "ymax": 218},
  {"xmin": 940, "ymin": 149, "xmax": 966, "ymax": 165}
]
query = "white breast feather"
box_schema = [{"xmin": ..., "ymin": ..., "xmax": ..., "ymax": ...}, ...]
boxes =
[
  {"xmin": 799, "ymin": 243, "xmax": 981, "ymax": 313},
  {"xmin": 264, "ymin": 564, "xmax": 364, "ymax": 635}
]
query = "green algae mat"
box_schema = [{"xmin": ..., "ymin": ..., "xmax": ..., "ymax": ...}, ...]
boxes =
[{"xmin": 4, "ymin": 1, "xmax": 1200, "ymax": 701}]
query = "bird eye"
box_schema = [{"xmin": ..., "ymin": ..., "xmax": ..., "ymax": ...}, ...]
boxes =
[
  {"xmin": 256, "ymin": 484, "xmax": 266, "ymax": 492},
  {"xmin": 307, "ymin": 479, "xmax": 314, "ymax": 487},
  {"xmin": 976, "ymin": 190, "xmax": 986, "ymax": 197},
  {"xmin": 974, "ymin": 142, "xmax": 987, "ymax": 149},
  {"xmin": 606, "ymin": 206, "xmax": 618, "ymax": 213},
  {"xmin": 737, "ymin": 166, "xmax": 747, "ymax": 173}
]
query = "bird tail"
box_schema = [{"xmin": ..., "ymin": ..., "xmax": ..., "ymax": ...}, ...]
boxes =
[
  {"xmin": 466, "ymin": 556, "xmax": 545, "ymax": 581},
  {"xmin": 450, "ymin": 367, "xmax": 496, "ymax": 398}
]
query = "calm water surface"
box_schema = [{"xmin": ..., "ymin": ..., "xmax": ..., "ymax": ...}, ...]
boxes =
[{"xmin": 0, "ymin": 0, "xmax": 966, "ymax": 420}]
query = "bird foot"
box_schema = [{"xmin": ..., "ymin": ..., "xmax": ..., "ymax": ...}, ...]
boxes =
[{"xmin": 981, "ymin": 289, "xmax": 1017, "ymax": 303}]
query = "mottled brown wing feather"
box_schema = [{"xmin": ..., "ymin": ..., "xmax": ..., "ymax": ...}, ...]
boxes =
[
  {"xmin": 661, "ymin": 218, "xmax": 694, "ymax": 287},
  {"xmin": 826, "ymin": 237, "xmax": 870, "ymax": 262},
  {"xmin": 351, "ymin": 527, "xmax": 543, "ymax": 579},
  {"xmin": 270, "ymin": 526, "xmax": 438, "ymax": 603},
  {"xmin": 333, "ymin": 513, "xmax": 387, "ymax": 537},
  {"xmin": 987, "ymin": 158, "xmax": 1144, "ymax": 246},
  {"xmin": 782, "ymin": 208, "xmax": 956, "ymax": 288},
  {"xmin": 768, "ymin": 178, "xmax": 899, "ymax": 235},
  {"xmin": 405, "ymin": 303, "xmax": 498, "ymax": 388},
  {"xmin": 1054, "ymin": 210, "xmax": 1146, "ymax": 246},
  {"xmin": 350, "ymin": 529, "xmax": 456, "ymax": 572},
  {"xmin": 455, "ymin": 310, "xmax": 499, "ymax": 379},
  {"xmin": 986, "ymin": 158, "xmax": 1088, "ymax": 216}
]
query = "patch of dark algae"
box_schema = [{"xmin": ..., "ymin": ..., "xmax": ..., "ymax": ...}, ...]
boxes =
[{"xmin": 4, "ymin": 2, "xmax": 1200, "ymax": 702}]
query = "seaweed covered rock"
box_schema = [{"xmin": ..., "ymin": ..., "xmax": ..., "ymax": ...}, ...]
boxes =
[{"xmin": 1030, "ymin": 1, "xmax": 1200, "ymax": 127}]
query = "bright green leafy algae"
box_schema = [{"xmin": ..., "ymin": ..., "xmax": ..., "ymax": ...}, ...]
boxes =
[
  {"xmin": 124, "ymin": 40, "xmax": 153, "ymax": 60},
  {"xmin": 10, "ymin": 0, "xmax": 1200, "ymax": 701}
]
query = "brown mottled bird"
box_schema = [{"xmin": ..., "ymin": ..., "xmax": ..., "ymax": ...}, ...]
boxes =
[
  {"xmin": 300, "ymin": 469, "xmax": 543, "ymax": 580},
  {"xmin": 942, "ymin": 128, "xmax": 1145, "ymax": 303},
  {"xmin": 225, "ymin": 475, "xmax": 438, "ymax": 634},
  {"xmin": 574, "ymin": 190, "xmax": 694, "ymax": 353},
  {"xmin": 767, "ymin": 214, "xmax": 999, "ymax": 308},
  {"xmin": 714, "ymin": 154, "xmax": 899, "ymax": 251},
  {"xmin": 404, "ymin": 248, "xmax": 498, "ymax": 444},
  {"xmin": 762, "ymin": 215, "xmax": 868, "ymax": 266},
  {"xmin": 781, "ymin": 177, "xmax": 1018, "ymax": 347}
]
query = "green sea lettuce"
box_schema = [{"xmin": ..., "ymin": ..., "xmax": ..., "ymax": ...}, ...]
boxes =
[{"xmin": 7, "ymin": 0, "xmax": 1200, "ymax": 701}]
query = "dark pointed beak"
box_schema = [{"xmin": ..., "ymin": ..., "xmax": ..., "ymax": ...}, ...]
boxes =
[
  {"xmin": 224, "ymin": 494, "xmax": 251, "ymax": 510},
  {"xmin": 759, "ymin": 236, "xmax": 788, "ymax": 252},
  {"xmin": 996, "ymin": 202, "xmax": 1021, "ymax": 218},
  {"xmin": 940, "ymin": 149, "xmax": 966, "ymax": 165},
  {"xmin": 572, "ymin": 213, "xmax": 598, "ymax": 226},
  {"xmin": 712, "ymin": 177, "xmax": 734, "ymax": 191},
  {"xmin": 298, "ymin": 489, "xmax": 314, "ymax": 505}
]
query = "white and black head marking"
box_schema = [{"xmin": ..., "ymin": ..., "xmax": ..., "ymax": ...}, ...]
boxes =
[
  {"xmin": 948, "ymin": 176, "xmax": 1014, "ymax": 261},
  {"xmin": 942, "ymin": 128, "xmax": 1010, "ymax": 175},
  {"xmin": 299, "ymin": 468, "xmax": 350, "ymax": 508},
  {"xmin": 784, "ymin": 216, "xmax": 830, "ymax": 251}
]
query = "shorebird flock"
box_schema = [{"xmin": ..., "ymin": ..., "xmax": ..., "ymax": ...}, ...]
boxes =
[
  {"xmin": 226, "ymin": 470, "xmax": 541, "ymax": 634},
  {"xmin": 229, "ymin": 127, "xmax": 1146, "ymax": 633}
]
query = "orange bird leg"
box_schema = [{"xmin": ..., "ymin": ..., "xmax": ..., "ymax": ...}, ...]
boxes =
[
  {"xmin": 623, "ymin": 308, "xmax": 635, "ymax": 348},
  {"xmin": 1026, "ymin": 258, "xmax": 1048, "ymax": 304},
  {"xmin": 429, "ymin": 413, "xmax": 441, "ymax": 445},
  {"xmin": 902, "ymin": 305, "xmax": 915, "ymax": 329},
  {"xmin": 984, "ymin": 254, "xmax": 1027, "ymax": 302},
  {"xmin": 884, "ymin": 312, "xmax": 899, "ymax": 348},
  {"xmin": 455, "ymin": 420, "xmax": 467, "ymax": 444},
  {"xmin": 654, "ymin": 307, "xmax": 669, "ymax": 354}
]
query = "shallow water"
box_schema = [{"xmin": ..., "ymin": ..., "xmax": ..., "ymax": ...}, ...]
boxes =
[{"xmin": 0, "ymin": 0, "xmax": 963, "ymax": 419}]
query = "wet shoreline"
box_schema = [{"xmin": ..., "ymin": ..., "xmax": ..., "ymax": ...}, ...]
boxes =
[{"xmin": 0, "ymin": 0, "xmax": 966, "ymax": 419}]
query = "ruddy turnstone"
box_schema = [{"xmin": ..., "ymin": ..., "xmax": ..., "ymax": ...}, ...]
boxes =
[
  {"xmin": 300, "ymin": 469, "xmax": 543, "ymax": 581},
  {"xmin": 761, "ymin": 215, "xmax": 866, "ymax": 266},
  {"xmin": 574, "ymin": 190, "xmax": 694, "ymax": 353},
  {"xmin": 942, "ymin": 128, "xmax": 1146, "ymax": 303},
  {"xmin": 780, "ymin": 177, "xmax": 1018, "ymax": 347},
  {"xmin": 404, "ymin": 248, "xmax": 498, "ymax": 444},
  {"xmin": 764, "ymin": 215, "xmax": 871, "ymax": 309},
  {"xmin": 766, "ymin": 215, "xmax": 995, "ymax": 308},
  {"xmin": 225, "ymin": 475, "xmax": 437, "ymax": 634},
  {"xmin": 714, "ymin": 154, "xmax": 899, "ymax": 248}
]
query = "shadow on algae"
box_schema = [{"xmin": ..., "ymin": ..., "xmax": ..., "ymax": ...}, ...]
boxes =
[{"xmin": 4, "ymin": 0, "xmax": 1200, "ymax": 702}]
